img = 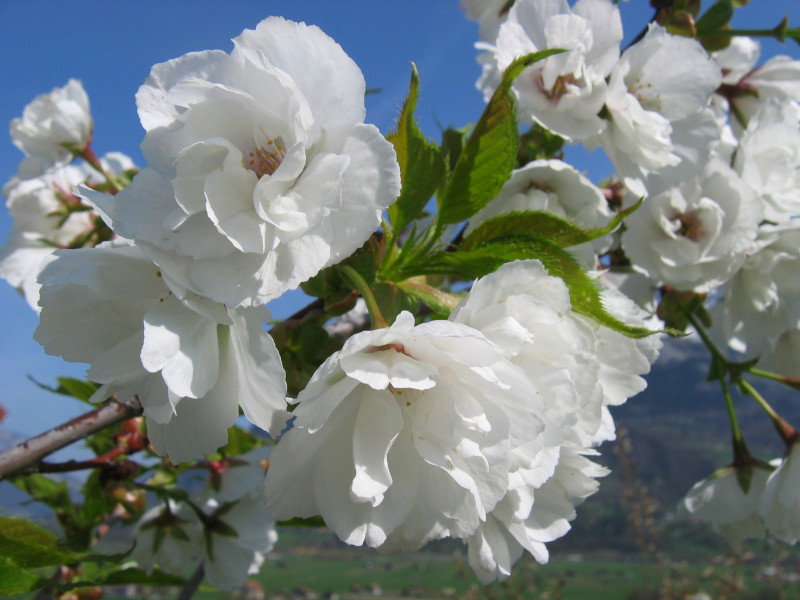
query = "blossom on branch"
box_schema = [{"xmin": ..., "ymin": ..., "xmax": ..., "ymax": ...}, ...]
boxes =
[
  {"xmin": 622, "ymin": 159, "xmax": 762, "ymax": 294},
  {"xmin": 34, "ymin": 243, "xmax": 288, "ymax": 462},
  {"xmin": 84, "ymin": 17, "xmax": 400, "ymax": 309},
  {"xmin": 760, "ymin": 443, "xmax": 800, "ymax": 544},
  {"xmin": 0, "ymin": 153, "xmax": 135, "ymax": 310},
  {"xmin": 265, "ymin": 311, "xmax": 553, "ymax": 553},
  {"xmin": 477, "ymin": 0, "xmax": 623, "ymax": 141},
  {"xmin": 134, "ymin": 446, "xmax": 277, "ymax": 589},
  {"xmin": 10, "ymin": 79, "xmax": 93, "ymax": 178},
  {"xmin": 680, "ymin": 464, "xmax": 771, "ymax": 549}
]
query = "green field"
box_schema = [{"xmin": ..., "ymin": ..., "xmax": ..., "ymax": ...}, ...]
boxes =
[{"xmin": 163, "ymin": 527, "xmax": 800, "ymax": 600}]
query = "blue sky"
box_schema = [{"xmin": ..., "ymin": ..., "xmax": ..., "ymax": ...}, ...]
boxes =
[{"xmin": 0, "ymin": 1, "xmax": 797, "ymax": 442}]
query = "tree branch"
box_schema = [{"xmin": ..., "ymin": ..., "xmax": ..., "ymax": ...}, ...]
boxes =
[
  {"xmin": 0, "ymin": 396, "xmax": 143, "ymax": 480},
  {"xmin": 176, "ymin": 562, "xmax": 205, "ymax": 600}
]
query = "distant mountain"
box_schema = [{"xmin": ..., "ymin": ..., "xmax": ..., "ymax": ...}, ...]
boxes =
[{"xmin": 551, "ymin": 335, "xmax": 800, "ymax": 556}]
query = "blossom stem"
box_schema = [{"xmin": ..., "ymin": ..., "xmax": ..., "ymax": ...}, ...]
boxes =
[
  {"xmin": 176, "ymin": 562, "xmax": 205, "ymax": 600},
  {"xmin": 687, "ymin": 314, "xmax": 745, "ymax": 449},
  {"xmin": 76, "ymin": 146, "xmax": 124, "ymax": 192},
  {"xmin": 337, "ymin": 264, "xmax": 387, "ymax": 328},
  {"xmin": 748, "ymin": 367, "xmax": 800, "ymax": 392},
  {"xmin": 0, "ymin": 396, "xmax": 143, "ymax": 480},
  {"xmin": 737, "ymin": 378, "xmax": 798, "ymax": 447}
]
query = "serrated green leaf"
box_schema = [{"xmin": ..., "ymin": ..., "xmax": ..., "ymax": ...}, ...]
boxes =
[
  {"xmin": 0, "ymin": 555, "xmax": 45, "ymax": 595},
  {"xmin": 387, "ymin": 64, "xmax": 445, "ymax": 233},
  {"xmin": 438, "ymin": 50, "xmax": 564, "ymax": 225},
  {"xmin": 462, "ymin": 201, "xmax": 642, "ymax": 252},
  {"xmin": 405, "ymin": 236, "xmax": 655, "ymax": 338},
  {"xmin": 696, "ymin": 0, "xmax": 734, "ymax": 32}
]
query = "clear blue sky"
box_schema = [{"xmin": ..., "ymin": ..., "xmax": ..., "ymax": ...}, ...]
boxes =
[{"xmin": 0, "ymin": 1, "xmax": 797, "ymax": 443}]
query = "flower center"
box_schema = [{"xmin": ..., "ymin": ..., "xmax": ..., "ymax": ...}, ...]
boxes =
[
  {"xmin": 674, "ymin": 211, "xmax": 704, "ymax": 241},
  {"xmin": 243, "ymin": 136, "xmax": 286, "ymax": 178},
  {"xmin": 536, "ymin": 73, "xmax": 578, "ymax": 104}
]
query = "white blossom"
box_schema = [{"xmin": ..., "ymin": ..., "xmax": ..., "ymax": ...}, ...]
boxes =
[
  {"xmin": 759, "ymin": 329, "xmax": 800, "ymax": 379},
  {"xmin": 733, "ymin": 99, "xmax": 800, "ymax": 223},
  {"xmin": 760, "ymin": 443, "xmax": 800, "ymax": 544},
  {"xmin": 711, "ymin": 220, "xmax": 800, "ymax": 358},
  {"xmin": 134, "ymin": 448, "xmax": 276, "ymax": 588},
  {"xmin": 10, "ymin": 79, "xmax": 93, "ymax": 178},
  {"xmin": 715, "ymin": 37, "xmax": 800, "ymax": 130},
  {"xmin": 460, "ymin": 0, "xmax": 512, "ymax": 42},
  {"xmin": 466, "ymin": 159, "xmax": 614, "ymax": 267},
  {"xmin": 595, "ymin": 25, "xmax": 722, "ymax": 195},
  {"xmin": 477, "ymin": 0, "xmax": 622, "ymax": 141},
  {"xmin": 84, "ymin": 17, "xmax": 400, "ymax": 309},
  {"xmin": 34, "ymin": 243, "xmax": 288, "ymax": 462},
  {"xmin": 450, "ymin": 260, "xmax": 660, "ymax": 580},
  {"xmin": 265, "ymin": 310, "xmax": 552, "ymax": 553},
  {"xmin": 680, "ymin": 464, "xmax": 771, "ymax": 549},
  {"xmin": 622, "ymin": 159, "xmax": 762, "ymax": 293},
  {"xmin": 0, "ymin": 153, "xmax": 135, "ymax": 310}
]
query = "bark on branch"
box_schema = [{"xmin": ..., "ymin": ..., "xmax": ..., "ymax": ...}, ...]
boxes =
[{"xmin": 0, "ymin": 396, "xmax": 143, "ymax": 480}]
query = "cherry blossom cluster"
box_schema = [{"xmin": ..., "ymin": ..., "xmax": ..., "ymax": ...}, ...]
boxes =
[
  {"xmin": 1, "ymin": 0, "xmax": 799, "ymax": 592},
  {"xmin": 465, "ymin": 0, "xmax": 800, "ymax": 560}
]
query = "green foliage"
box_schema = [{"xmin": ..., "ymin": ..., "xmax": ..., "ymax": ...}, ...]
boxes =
[
  {"xmin": 387, "ymin": 64, "xmax": 445, "ymax": 233},
  {"xmin": 517, "ymin": 123, "xmax": 565, "ymax": 165},
  {"xmin": 27, "ymin": 375, "xmax": 99, "ymax": 404},
  {"xmin": 395, "ymin": 276, "xmax": 462, "ymax": 317},
  {"xmin": 403, "ymin": 235, "xmax": 655, "ymax": 338},
  {"xmin": 0, "ymin": 555, "xmax": 45, "ymax": 596},
  {"xmin": 657, "ymin": 289, "xmax": 709, "ymax": 333},
  {"xmin": 461, "ymin": 201, "xmax": 642, "ymax": 252},
  {"xmin": 695, "ymin": 0, "xmax": 734, "ymax": 33},
  {"xmin": 437, "ymin": 50, "xmax": 564, "ymax": 225}
]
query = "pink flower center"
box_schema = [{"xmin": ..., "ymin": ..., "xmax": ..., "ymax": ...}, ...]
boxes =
[{"xmin": 243, "ymin": 137, "xmax": 286, "ymax": 178}]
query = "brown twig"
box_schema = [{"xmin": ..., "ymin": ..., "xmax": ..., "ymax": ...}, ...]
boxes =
[
  {"xmin": 0, "ymin": 396, "xmax": 143, "ymax": 480},
  {"xmin": 176, "ymin": 562, "xmax": 205, "ymax": 600}
]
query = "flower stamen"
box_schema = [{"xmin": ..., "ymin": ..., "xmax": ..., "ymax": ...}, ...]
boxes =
[{"xmin": 243, "ymin": 137, "xmax": 286, "ymax": 178}]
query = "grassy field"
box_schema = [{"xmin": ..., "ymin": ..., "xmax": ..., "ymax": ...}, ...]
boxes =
[{"xmin": 172, "ymin": 527, "xmax": 800, "ymax": 600}]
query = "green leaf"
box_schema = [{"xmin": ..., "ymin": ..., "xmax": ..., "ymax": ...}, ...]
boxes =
[
  {"xmin": 26, "ymin": 375, "xmax": 99, "ymax": 404},
  {"xmin": 0, "ymin": 517, "xmax": 73, "ymax": 568},
  {"xmin": 695, "ymin": 0, "xmax": 734, "ymax": 33},
  {"xmin": 80, "ymin": 471, "xmax": 115, "ymax": 527},
  {"xmin": 56, "ymin": 377, "xmax": 99, "ymax": 402},
  {"xmin": 735, "ymin": 464, "xmax": 753, "ymax": 495},
  {"xmin": 0, "ymin": 516, "xmax": 58, "ymax": 548},
  {"xmin": 387, "ymin": 64, "xmax": 445, "ymax": 233},
  {"xmin": 438, "ymin": 50, "xmax": 564, "ymax": 225},
  {"xmin": 0, "ymin": 555, "xmax": 45, "ymax": 596},
  {"xmin": 405, "ymin": 237, "xmax": 655, "ymax": 338},
  {"xmin": 439, "ymin": 125, "xmax": 471, "ymax": 176},
  {"xmin": 277, "ymin": 516, "xmax": 327, "ymax": 528},
  {"xmin": 372, "ymin": 281, "xmax": 420, "ymax": 324},
  {"xmin": 395, "ymin": 277, "xmax": 463, "ymax": 317},
  {"xmin": 8, "ymin": 474, "xmax": 84, "ymax": 540},
  {"xmin": 516, "ymin": 122, "xmax": 565, "ymax": 166},
  {"xmin": 656, "ymin": 288, "xmax": 707, "ymax": 333},
  {"xmin": 462, "ymin": 201, "xmax": 642, "ymax": 252}
]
